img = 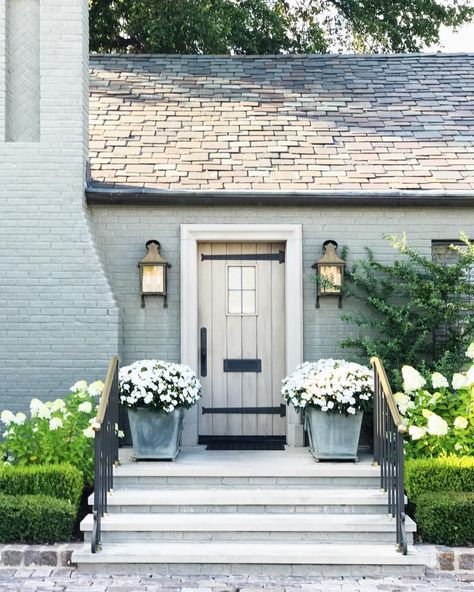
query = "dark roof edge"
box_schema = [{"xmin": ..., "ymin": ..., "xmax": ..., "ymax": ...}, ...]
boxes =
[{"xmin": 86, "ymin": 186, "xmax": 474, "ymax": 207}]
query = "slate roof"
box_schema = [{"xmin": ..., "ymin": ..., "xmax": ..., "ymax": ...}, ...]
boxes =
[{"xmin": 89, "ymin": 54, "xmax": 474, "ymax": 192}]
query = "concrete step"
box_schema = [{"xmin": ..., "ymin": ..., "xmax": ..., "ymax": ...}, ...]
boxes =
[
  {"xmin": 113, "ymin": 452, "xmax": 380, "ymax": 489},
  {"xmin": 81, "ymin": 512, "xmax": 416, "ymax": 544},
  {"xmin": 72, "ymin": 541, "xmax": 425, "ymax": 576},
  {"xmin": 89, "ymin": 488, "xmax": 389, "ymax": 514},
  {"xmin": 113, "ymin": 475, "xmax": 380, "ymax": 489}
]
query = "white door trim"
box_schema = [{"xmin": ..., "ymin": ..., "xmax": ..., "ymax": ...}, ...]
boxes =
[{"xmin": 180, "ymin": 224, "xmax": 304, "ymax": 446}]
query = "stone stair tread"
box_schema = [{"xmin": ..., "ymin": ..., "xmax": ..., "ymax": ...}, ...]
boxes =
[
  {"xmin": 115, "ymin": 450, "xmax": 377, "ymax": 478},
  {"xmin": 80, "ymin": 512, "xmax": 416, "ymax": 532},
  {"xmin": 89, "ymin": 487, "xmax": 387, "ymax": 506},
  {"xmin": 72, "ymin": 542, "xmax": 424, "ymax": 565}
]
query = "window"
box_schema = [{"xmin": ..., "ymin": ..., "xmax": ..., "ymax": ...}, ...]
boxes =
[{"xmin": 227, "ymin": 266, "xmax": 256, "ymax": 314}]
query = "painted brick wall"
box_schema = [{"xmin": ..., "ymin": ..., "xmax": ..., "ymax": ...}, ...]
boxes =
[
  {"xmin": 0, "ymin": 0, "xmax": 119, "ymax": 413},
  {"xmin": 90, "ymin": 205, "xmax": 474, "ymax": 368}
]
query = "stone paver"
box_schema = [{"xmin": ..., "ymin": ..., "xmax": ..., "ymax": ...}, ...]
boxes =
[{"xmin": 0, "ymin": 570, "xmax": 472, "ymax": 592}]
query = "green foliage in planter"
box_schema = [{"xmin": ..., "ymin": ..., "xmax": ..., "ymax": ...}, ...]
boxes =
[
  {"xmin": 415, "ymin": 491, "xmax": 474, "ymax": 546},
  {"xmin": 341, "ymin": 233, "xmax": 474, "ymax": 388},
  {"xmin": 0, "ymin": 464, "xmax": 83, "ymax": 508},
  {"xmin": 0, "ymin": 493, "xmax": 76, "ymax": 544},
  {"xmin": 406, "ymin": 457, "xmax": 474, "ymax": 502}
]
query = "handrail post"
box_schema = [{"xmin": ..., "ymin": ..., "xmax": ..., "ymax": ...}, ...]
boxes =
[
  {"xmin": 91, "ymin": 356, "xmax": 120, "ymax": 554},
  {"xmin": 371, "ymin": 357, "xmax": 407, "ymax": 555}
]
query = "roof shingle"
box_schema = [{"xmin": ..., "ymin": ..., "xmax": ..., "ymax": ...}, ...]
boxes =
[{"xmin": 89, "ymin": 54, "xmax": 474, "ymax": 192}]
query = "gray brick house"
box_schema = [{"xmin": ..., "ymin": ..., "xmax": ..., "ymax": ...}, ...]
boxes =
[{"xmin": 1, "ymin": 0, "xmax": 474, "ymax": 446}]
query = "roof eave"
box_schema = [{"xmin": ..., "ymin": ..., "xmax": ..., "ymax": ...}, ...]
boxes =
[{"xmin": 85, "ymin": 185, "xmax": 474, "ymax": 207}]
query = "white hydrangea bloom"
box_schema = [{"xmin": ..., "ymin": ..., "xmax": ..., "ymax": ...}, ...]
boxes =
[
  {"xmin": 83, "ymin": 426, "xmax": 95, "ymax": 438},
  {"xmin": 466, "ymin": 342, "xmax": 474, "ymax": 360},
  {"xmin": 0, "ymin": 410, "xmax": 15, "ymax": 426},
  {"xmin": 51, "ymin": 399, "xmax": 66, "ymax": 412},
  {"xmin": 393, "ymin": 392, "xmax": 413, "ymax": 415},
  {"xmin": 454, "ymin": 416, "xmax": 468, "ymax": 430},
  {"xmin": 88, "ymin": 381, "xmax": 104, "ymax": 397},
  {"xmin": 30, "ymin": 399, "xmax": 51, "ymax": 419},
  {"xmin": 78, "ymin": 401, "xmax": 93, "ymax": 414},
  {"xmin": 401, "ymin": 366, "xmax": 426, "ymax": 393},
  {"xmin": 465, "ymin": 365, "xmax": 474, "ymax": 386},
  {"xmin": 70, "ymin": 380, "xmax": 88, "ymax": 393},
  {"xmin": 427, "ymin": 413, "xmax": 449, "ymax": 436},
  {"xmin": 452, "ymin": 373, "xmax": 468, "ymax": 390},
  {"xmin": 15, "ymin": 412, "xmax": 26, "ymax": 425},
  {"xmin": 49, "ymin": 417, "xmax": 63, "ymax": 431},
  {"xmin": 431, "ymin": 372, "xmax": 449, "ymax": 389},
  {"xmin": 408, "ymin": 425, "xmax": 427, "ymax": 440}
]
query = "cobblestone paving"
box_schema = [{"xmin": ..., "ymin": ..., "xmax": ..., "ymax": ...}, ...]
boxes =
[{"xmin": 0, "ymin": 569, "xmax": 473, "ymax": 592}]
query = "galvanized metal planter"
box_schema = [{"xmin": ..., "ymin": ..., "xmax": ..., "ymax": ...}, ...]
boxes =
[
  {"xmin": 304, "ymin": 407, "xmax": 363, "ymax": 461},
  {"xmin": 128, "ymin": 407, "xmax": 184, "ymax": 461}
]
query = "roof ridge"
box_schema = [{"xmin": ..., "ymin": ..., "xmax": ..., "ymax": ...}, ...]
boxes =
[{"xmin": 89, "ymin": 52, "xmax": 474, "ymax": 60}]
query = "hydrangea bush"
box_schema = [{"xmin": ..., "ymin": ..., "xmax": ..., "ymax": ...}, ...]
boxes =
[
  {"xmin": 394, "ymin": 343, "xmax": 474, "ymax": 458},
  {"xmin": 119, "ymin": 360, "xmax": 201, "ymax": 412},
  {"xmin": 282, "ymin": 359, "xmax": 373, "ymax": 414},
  {"xmin": 0, "ymin": 381, "xmax": 104, "ymax": 484}
]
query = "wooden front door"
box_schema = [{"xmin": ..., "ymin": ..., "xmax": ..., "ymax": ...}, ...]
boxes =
[{"xmin": 198, "ymin": 242, "xmax": 286, "ymax": 438}]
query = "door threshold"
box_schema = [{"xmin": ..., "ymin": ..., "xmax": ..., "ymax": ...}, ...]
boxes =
[{"xmin": 198, "ymin": 436, "xmax": 286, "ymax": 451}]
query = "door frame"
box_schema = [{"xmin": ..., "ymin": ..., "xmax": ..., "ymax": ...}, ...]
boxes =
[{"xmin": 180, "ymin": 224, "xmax": 304, "ymax": 446}]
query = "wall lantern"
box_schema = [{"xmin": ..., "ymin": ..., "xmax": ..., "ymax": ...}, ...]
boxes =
[
  {"xmin": 311, "ymin": 240, "xmax": 345, "ymax": 309},
  {"xmin": 138, "ymin": 240, "xmax": 171, "ymax": 308}
]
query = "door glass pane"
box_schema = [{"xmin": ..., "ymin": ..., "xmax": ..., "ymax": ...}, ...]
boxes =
[
  {"xmin": 228, "ymin": 266, "xmax": 242, "ymax": 290},
  {"xmin": 227, "ymin": 265, "xmax": 256, "ymax": 314},
  {"xmin": 242, "ymin": 266, "xmax": 255, "ymax": 290},
  {"xmin": 242, "ymin": 290, "xmax": 256, "ymax": 314},
  {"xmin": 228, "ymin": 290, "xmax": 242, "ymax": 314}
]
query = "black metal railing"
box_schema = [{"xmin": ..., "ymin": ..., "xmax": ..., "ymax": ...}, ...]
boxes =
[
  {"xmin": 371, "ymin": 356, "xmax": 408, "ymax": 555},
  {"xmin": 91, "ymin": 356, "xmax": 120, "ymax": 554}
]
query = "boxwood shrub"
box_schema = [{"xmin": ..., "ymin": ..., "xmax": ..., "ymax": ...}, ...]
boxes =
[
  {"xmin": 0, "ymin": 464, "xmax": 83, "ymax": 507},
  {"xmin": 0, "ymin": 493, "xmax": 76, "ymax": 544},
  {"xmin": 415, "ymin": 491, "xmax": 474, "ymax": 546},
  {"xmin": 405, "ymin": 456, "xmax": 474, "ymax": 502}
]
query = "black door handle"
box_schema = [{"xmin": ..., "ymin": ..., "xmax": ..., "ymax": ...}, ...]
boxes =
[{"xmin": 200, "ymin": 327, "xmax": 207, "ymax": 377}]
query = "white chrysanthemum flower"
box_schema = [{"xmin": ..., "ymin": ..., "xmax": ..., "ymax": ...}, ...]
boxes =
[
  {"xmin": 0, "ymin": 410, "xmax": 15, "ymax": 426},
  {"xmin": 408, "ymin": 425, "xmax": 427, "ymax": 440},
  {"xmin": 49, "ymin": 417, "xmax": 63, "ymax": 431},
  {"xmin": 70, "ymin": 380, "xmax": 88, "ymax": 393},
  {"xmin": 78, "ymin": 401, "xmax": 92, "ymax": 414},
  {"xmin": 427, "ymin": 413, "xmax": 449, "ymax": 436},
  {"xmin": 466, "ymin": 342, "xmax": 474, "ymax": 360},
  {"xmin": 119, "ymin": 359, "xmax": 201, "ymax": 413},
  {"xmin": 454, "ymin": 416, "xmax": 468, "ymax": 430},
  {"xmin": 431, "ymin": 372, "xmax": 449, "ymax": 389},
  {"xmin": 15, "ymin": 412, "xmax": 26, "ymax": 425},
  {"xmin": 401, "ymin": 366, "xmax": 426, "ymax": 393},
  {"xmin": 88, "ymin": 381, "xmax": 104, "ymax": 397},
  {"xmin": 83, "ymin": 426, "xmax": 95, "ymax": 438},
  {"xmin": 452, "ymin": 373, "xmax": 468, "ymax": 390}
]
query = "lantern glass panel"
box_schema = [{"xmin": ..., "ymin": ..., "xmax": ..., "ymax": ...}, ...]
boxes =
[
  {"xmin": 142, "ymin": 264, "xmax": 164, "ymax": 294},
  {"xmin": 320, "ymin": 265, "xmax": 343, "ymax": 294}
]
